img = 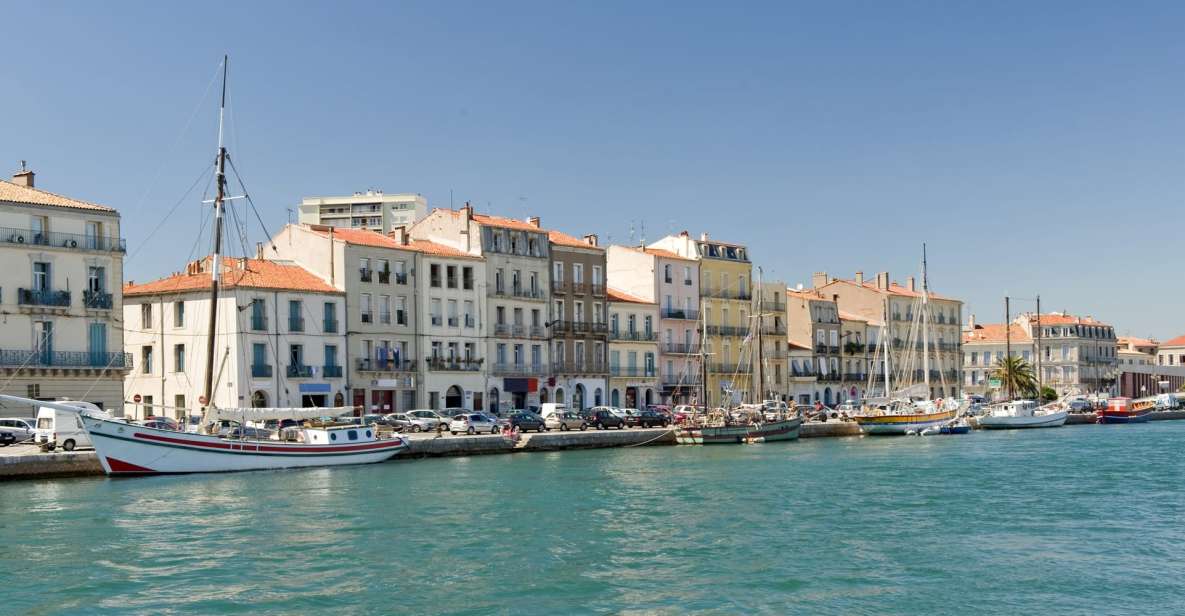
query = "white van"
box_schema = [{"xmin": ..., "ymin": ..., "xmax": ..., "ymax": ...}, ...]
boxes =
[
  {"xmin": 538, "ymin": 403, "xmax": 568, "ymax": 420},
  {"xmin": 34, "ymin": 401, "xmax": 106, "ymax": 451}
]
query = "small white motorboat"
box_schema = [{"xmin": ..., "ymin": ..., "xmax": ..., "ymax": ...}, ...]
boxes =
[{"xmin": 978, "ymin": 400, "xmax": 1067, "ymax": 430}]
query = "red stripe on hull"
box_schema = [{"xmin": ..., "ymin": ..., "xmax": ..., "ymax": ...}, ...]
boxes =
[
  {"xmin": 132, "ymin": 431, "xmax": 404, "ymax": 454},
  {"xmin": 106, "ymin": 457, "xmax": 158, "ymax": 474}
]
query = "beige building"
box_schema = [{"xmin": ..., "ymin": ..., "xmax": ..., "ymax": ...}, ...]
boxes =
[
  {"xmin": 815, "ymin": 271, "xmax": 964, "ymax": 399},
  {"xmin": 298, "ymin": 190, "xmax": 426, "ymax": 234},
  {"xmin": 605, "ymin": 245, "xmax": 701, "ymax": 405},
  {"xmin": 1156, "ymin": 334, "xmax": 1185, "ymax": 367},
  {"xmin": 785, "ymin": 288, "xmax": 842, "ymax": 405},
  {"xmin": 1118, "ymin": 336, "xmax": 1158, "ymax": 369},
  {"xmin": 0, "ymin": 170, "xmax": 129, "ymax": 412},
  {"xmin": 787, "ymin": 341, "xmax": 818, "ymax": 406},
  {"xmin": 123, "ymin": 258, "xmax": 346, "ymax": 420},
  {"xmin": 607, "ymin": 288, "xmax": 659, "ymax": 410},
  {"xmin": 649, "ymin": 232, "xmax": 753, "ymax": 407}
]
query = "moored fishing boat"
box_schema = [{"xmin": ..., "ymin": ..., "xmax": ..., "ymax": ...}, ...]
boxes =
[
  {"xmin": 675, "ymin": 403, "xmax": 802, "ymax": 444},
  {"xmin": 978, "ymin": 399, "xmax": 1067, "ymax": 429},
  {"xmin": 1097, "ymin": 397, "xmax": 1152, "ymax": 424},
  {"xmin": 853, "ymin": 402, "xmax": 956, "ymax": 435}
]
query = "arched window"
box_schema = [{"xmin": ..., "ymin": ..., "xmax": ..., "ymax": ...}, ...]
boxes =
[
  {"xmin": 251, "ymin": 390, "xmax": 268, "ymax": 408},
  {"xmin": 611, "ymin": 389, "xmax": 620, "ymax": 406},
  {"xmin": 594, "ymin": 387, "xmax": 603, "ymax": 406}
]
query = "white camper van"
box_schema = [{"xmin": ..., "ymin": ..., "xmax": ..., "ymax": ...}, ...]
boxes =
[{"xmin": 34, "ymin": 401, "xmax": 106, "ymax": 451}]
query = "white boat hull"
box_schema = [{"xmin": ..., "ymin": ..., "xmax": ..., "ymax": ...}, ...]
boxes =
[
  {"xmin": 83, "ymin": 417, "xmax": 408, "ymax": 475},
  {"xmin": 978, "ymin": 410, "xmax": 1067, "ymax": 430}
]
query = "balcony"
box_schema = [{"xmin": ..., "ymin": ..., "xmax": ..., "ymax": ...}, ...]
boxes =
[
  {"xmin": 702, "ymin": 288, "xmax": 752, "ymax": 301},
  {"xmin": 705, "ymin": 325, "xmax": 746, "ymax": 337},
  {"xmin": 394, "ymin": 273, "xmax": 409, "ymax": 285},
  {"xmin": 843, "ymin": 373, "xmax": 866, "ymax": 382},
  {"xmin": 662, "ymin": 343, "xmax": 697, "ymax": 354},
  {"xmin": 761, "ymin": 323, "xmax": 787, "ymax": 335},
  {"xmin": 322, "ymin": 365, "xmax": 343, "ymax": 378},
  {"xmin": 661, "ymin": 308, "xmax": 699, "ymax": 320},
  {"xmin": 18, "ymin": 288, "xmax": 70, "ymax": 307},
  {"xmin": 609, "ymin": 330, "xmax": 657, "ymax": 342},
  {"xmin": 661, "ymin": 374, "xmax": 702, "ymax": 386},
  {"xmin": 553, "ymin": 360, "xmax": 608, "ymax": 375},
  {"xmin": 829, "ymin": 345, "xmax": 840, "ymax": 354},
  {"xmin": 251, "ymin": 364, "xmax": 273, "ymax": 378},
  {"xmin": 707, "ymin": 362, "xmax": 748, "ymax": 374},
  {"xmin": 430, "ymin": 315, "xmax": 442, "ymax": 327},
  {"xmin": 590, "ymin": 283, "xmax": 605, "ymax": 296},
  {"xmin": 529, "ymin": 325, "xmax": 547, "ymax": 338},
  {"xmin": 494, "ymin": 323, "xmax": 512, "ymax": 337},
  {"xmin": 555, "ymin": 321, "xmax": 609, "ymax": 336},
  {"xmin": 0, "ymin": 349, "xmax": 132, "ymax": 370},
  {"xmin": 464, "ymin": 315, "xmax": 476, "ymax": 328},
  {"xmin": 251, "ymin": 315, "xmax": 268, "ymax": 331},
  {"xmin": 492, "ymin": 363, "xmax": 545, "ymax": 376},
  {"xmin": 609, "ymin": 365, "xmax": 656, "ymax": 378},
  {"xmin": 490, "ymin": 287, "xmax": 546, "ymax": 301},
  {"xmin": 356, "ymin": 358, "xmax": 415, "ymax": 372},
  {"xmin": 377, "ymin": 271, "xmax": 390, "ymax": 284},
  {"xmin": 427, "ymin": 357, "xmax": 483, "ymax": 372},
  {"xmin": 287, "ymin": 364, "xmax": 314, "ymax": 378},
  {"xmin": 552, "ymin": 280, "xmax": 569, "ymax": 293},
  {"xmin": 83, "ymin": 290, "xmax": 113, "ymax": 310},
  {"xmin": 324, "ymin": 318, "xmax": 339, "ymax": 333},
  {"xmin": 359, "ymin": 269, "xmax": 373, "ymax": 282},
  {"xmin": 447, "ymin": 316, "xmax": 459, "ymax": 327},
  {"xmin": 288, "ymin": 317, "xmax": 305, "ymax": 332},
  {"xmin": 571, "ymin": 282, "xmax": 587, "ymax": 295},
  {"xmin": 380, "ymin": 312, "xmax": 392, "ymax": 325},
  {"xmin": 1, "ymin": 227, "xmax": 126, "ymax": 253}
]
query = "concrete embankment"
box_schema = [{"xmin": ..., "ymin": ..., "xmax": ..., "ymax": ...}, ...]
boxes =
[
  {"xmin": 397, "ymin": 428, "xmax": 676, "ymax": 458},
  {"xmin": 0, "ymin": 446, "xmax": 101, "ymax": 480},
  {"xmin": 800, "ymin": 421, "xmax": 862, "ymax": 438}
]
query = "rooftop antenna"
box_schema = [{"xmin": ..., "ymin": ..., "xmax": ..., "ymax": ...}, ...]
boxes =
[
  {"xmin": 450, "ymin": 188, "xmax": 454, "ymax": 209},
  {"xmin": 286, "ymin": 208, "xmax": 294, "ymax": 225},
  {"xmin": 640, "ymin": 220, "xmax": 646, "ymax": 245},
  {"xmin": 19, "ymin": 160, "xmax": 27, "ymax": 172},
  {"xmin": 628, "ymin": 221, "xmax": 636, "ymax": 245}
]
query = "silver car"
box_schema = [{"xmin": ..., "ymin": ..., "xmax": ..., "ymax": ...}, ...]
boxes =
[
  {"xmin": 544, "ymin": 412, "xmax": 587, "ymax": 432},
  {"xmin": 385, "ymin": 412, "xmax": 436, "ymax": 433},
  {"xmin": 0, "ymin": 417, "xmax": 36, "ymax": 442},
  {"xmin": 449, "ymin": 413, "xmax": 500, "ymax": 435},
  {"xmin": 406, "ymin": 409, "xmax": 449, "ymax": 431}
]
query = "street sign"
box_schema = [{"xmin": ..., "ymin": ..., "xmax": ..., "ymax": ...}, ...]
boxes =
[
  {"xmin": 132, "ymin": 394, "xmax": 142, "ymax": 403},
  {"xmin": 988, "ymin": 378, "xmax": 1002, "ymax": 388}
]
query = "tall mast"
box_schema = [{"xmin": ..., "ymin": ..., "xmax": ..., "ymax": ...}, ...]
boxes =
[
  {"xmin": 1005, "ymin": 295, "xmax": 1013, "ymax": 400},
  {"xmin": 700, "ymin": 298, "xmax": 709, "ymax": 411},
  {"xmin": 883, "ymin": 298, "xmax": 891, "ymax": 397},
  {"xmin": 1035, "ymin": 295, "xmax": 1042, "ymax": 393},
  {"xmin": 921, "ymin": 244, "xmax": 930, "ymax": 399},
  {"xmin": 755, "ymin": 268, "xmax": 765, "ymax": 402},
  {"xmin": 201, "ymin": 55, "xmax": 229, "ymax": 413}
]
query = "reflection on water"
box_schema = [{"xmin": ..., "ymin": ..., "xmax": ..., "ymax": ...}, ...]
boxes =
[{"xmin": 3, "ymin": 424, "xmax": 1185, "ymax": 614}]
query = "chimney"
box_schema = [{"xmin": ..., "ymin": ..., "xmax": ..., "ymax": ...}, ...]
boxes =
[
  {"xmin": 907, "ymin": 276, "xmax": 916, "ymax": 292},
  {"xmin": 700, "ymin": 232, "xmax": 709, "ymax": 242},
  {"xmin": 583, "ymin": 234, "xmax": 598, "ymax": 247},
  {"xmin": 876, "ymin": 272, "xmax": 889, "ymax": 290},
  {"xmin": 256, "ymin": 242, "xmax": 264, "ymax": 259},
  {"xmin": 12, "ymin": 165, "xmax": 34, "ymax": 188},
  {"xmin": 527, "ymin": 216, "xmax": 541, "ymax": 228},
  {"xmin": 460, "ymin": 201, "xmax": 473, "ymax": 220},
  {"xmin": 679, "ymin": 230, "xmax": 689, "ymax": 238},
  {"xmin": 855, "ymin": 271, "xmax": 864, "ymax": 285},
  {"xmin": 389, "ymin": 226, "xmax": 409, "ymax": 246},
  {"xmin": 811, "ymin": 271, "xmax": 829, "ymax": 289},
  {"xmin": 968, "ymin": 314, "xmax": 976, "ymax": 329}
]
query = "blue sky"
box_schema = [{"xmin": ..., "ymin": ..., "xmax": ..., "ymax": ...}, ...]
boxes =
[{"xmin": 4, "ymin": 1, "xmax": 1184, "ymax": 337}]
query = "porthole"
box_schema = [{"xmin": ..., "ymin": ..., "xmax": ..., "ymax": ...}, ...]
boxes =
[
  {"xmin": 365, "ymin": 430, "xmax": 372, "ymax": 438},
  {"xmin": 330, "ymin": 432, "xmax": 337, "ymax": 441}
]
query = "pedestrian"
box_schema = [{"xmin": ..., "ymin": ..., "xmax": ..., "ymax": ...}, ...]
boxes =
[{"xmin": 435, "ymin": 419, "xmax": 445, "ymax": 438}]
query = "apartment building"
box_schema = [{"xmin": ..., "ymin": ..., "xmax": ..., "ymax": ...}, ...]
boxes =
[
  {"xmin": 607, "ymin": 288, "xmax": 659, "ymax": 410},
  {"xmin": 605, "ymin": 245, "xmax": 701, "ymax": 405},
  {"xmin": 270, "ymin": 224, "xmax": 418, "ymax": 413},
  {"xmin": 838, "ymin": 310, "xmax": 872, "ymax": 404},
  {"xmin": 1157, "ymin": 335, "xmax": 1185, "ymax": 367},
  {"xmin": 754, "ymin": 281, "xmax": 788, "ymax": 401},
  {"xmin": 123, "ymin": 257, "xmax": 346, "ymax": 419},
  {"xmin": 548, "ymin": 230, "xmax": 608, "ymax": 409},
  {"xmin": 961, "ymin": 322, "xmax": 1031, "ymax": 397},
  {"xmin": 787, "ymin": 341, "xmax": 817, "ymax": 406},
  {"xmin": 649, "ymin": 232, "xmax": 753, "ymax": 407},
  {"xmin": 786, "ymin": 288, "xmax": 842, "ymax": 405},
  {"xmin": 815, "ymin": 271, "xmax": 963, "ymax": 400},
  {"xmin": 1117, "ymin": 336, "xmax": 1158, "ymax": 368},
  {"xmin": 0, "ymin": 170, "xmax": 129, "ymax": 411},
  {"xmin": 410, "ymin": 205, "xmax": 550, "ymax": 412},
  {"xmin": 298, "ymin": 190, "xmax": 427, "ymax": 234}
]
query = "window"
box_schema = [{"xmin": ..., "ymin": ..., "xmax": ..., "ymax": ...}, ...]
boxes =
[
  {"xmin": 396, "ymin": 296, "xmax": 408, "ymax": 325},
  {"xmin": 644, "ymin": 316, "xmax": 653, "ymax": 336},
  {"xmin": 684, "ymin": 266, "xmax": 692, "ymax": 285},
  {"xmin": 250, "ymin": 299, "xmax": 266, "ymax": 329},
  {"xmin": 495, "ymin": 269, "xmax": 504, "ymax": 293},
  {"xmin": 85, "ymin": 221, "xmax": 102, "ymax": 249},
  {"xmin": 446, "ymin": 265, "xmax": 457, "ymax": 288},
  {"xmin": 513, "ymin": 344, "xmax": 524, "ymax": 366},
  {"xmin": 173, "ymin": 301, "xmax": 184, "ymax": 327},
  {"xmin": 288, "ymin": 300, "xmax": 303, "ymax": 332},
  {"xmin": 380, "ymin": 295, "xmax": 391, "ymax": 325},
  {"xmin": 574, "ymin": 301, "xmax": 584, "ymax": 324},
  {"xmin": 325, "ymin": 344, "xmax": 339, "ymax": 367},
  {"xmin": 610, "ymin": 313, "xmax": 619, "ymax": 334},
  {"xmin": 324, "ymin": 302, "xmax": 337, "ymax": 332},
  {"xmin": 430, "ymin": 264, "xmax": 441, "ymax": 287},
  {"xmin": 553, "ymin": 261, "xmax": 564, "ymax": 283},
  {"xmin": 141, "ymin": 303, "xmax": 153, "ymax": 329},
  {"xmin": 253, "ymin": 343, "xmax": 267, "ymax": 367},
  {"xmin": 361, "ymin": 293, "xmax": 372, "ymax": 323},
  {"xmin": 497, "ymin": 343, "xmax": 507, "ymax": 364},
  {"xmin": 290, "ymin": 344, "xmax": 304, "ymax": 367},
  {"xmin": 173, "ymin": 344, "xmax": 185, "ymax": 372},
  {"xmin": 592, "ymin": 265, "xmax": 602, "ymax": 287},
  {"xmin": 531, "ymin": 344, "xmax": 542, "ymax": 368},
  {"xmin": 88, "ymin": 266, "xmax": 105, "ymax": 293},
  {"xmin": 573, "ymin": 263, "xmax": 584, "ymax": 284},
  {"xmin": 664, "ymin": 264, "xmax": 672, "ymax": 283},
  {"xmin": 448, "ymin": 299, "xmax": 458, "ymax": 326},
  {"xmin": 142, "ymin": 346, "xmax": 153, "ymax": 374},
  {"xmin": 464, "ymin": 300, "xmax": 475, "ymax": 327},
  {"xmin": 628, "ymin": 314, "xmax": 637, "ymax": 334},
  {"xmin": 554, "ymin": 299, "xmax": 564, "ymax": 321},
  {"xmin": 430, "ymin": 298, "xmax": 442, "ymax": 326},
  {"xmin": 175, "ymin": 394, "xmax": 186, "ymax": 415},
  {"xmin": 359, "ymin": 257, "xmax": 371, "ymax": 281},
  {"xmin": 462, "ymin": 266, "xmax": 473, "ymax": 289},
  {"xmin": 31, "ymin": 215, "xmax": 48, "ymax": 240}
]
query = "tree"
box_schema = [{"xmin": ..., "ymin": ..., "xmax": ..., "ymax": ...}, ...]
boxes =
[
  {"xmin": 992, "ymin": 355, "xmax": 1038, "ymax": 399},
  {"xmin": 1040, "ymin": 386, "xmax": 1058, "ymax": 402}
]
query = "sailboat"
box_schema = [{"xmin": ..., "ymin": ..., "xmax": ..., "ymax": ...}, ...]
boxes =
[
  {"xmin": 978, "ymin": 296, "xmax": 1067, "ymax": 429},
  {"xmin": 851, "ymin": 246, "xmax": 957, "ymax": 435},
  {"xmin": 0, "ymin": 57, "xmax": 408, "ymax": 474},
  {"xmin": 676, "ymin": 270, "xmax": 802, "ymax": 444}
]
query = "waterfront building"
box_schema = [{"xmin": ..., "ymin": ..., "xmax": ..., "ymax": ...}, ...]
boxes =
[
  {"xmin": 815, "ymin": 271, "xmax": 964, "ymax": 399},
  {"xmin": 410, "ymin": 205, "xmax": 550, "ymax": 412},
  {"xmin": 0, "ymin": 170, "xmax": 129, "ymax": 411},
  {"xmin": 648, "ymin": 232, "xmax": 753, "ymax": 407},
  {"xmin": 1117, "ymin": 336, "xmax": 1158, "ymax": 368},
  {"xmin": 123, "ymin": 257, "xmax": 346, "ymax": 420},
  {"xmin": 787, "ymin": 341, "xmax": 817, "ymax": 406},
  {"xmin": 605, "ymin": 244, "xmax": 701, "ymax": 405},
  {"xmin": 838, "ymin": 310, "xmax": 873, "ymax": 405},
  {"xmin": 606, "ymin": 288, "xmax": 659, "ymax": 409},
  {"xmin": 785, "ymin": 288, "xmax": 842, "ymax": 405},
  {"xmin": 298, "ymin": 190, "xmax": 426, "ymax": 234},
  {"xmin": 1156, "ymin": 334, "xmax": 1185, "ymax": 367},
  {"xmin": 547, "ymin": 230, "xmax": 609, "ymax": 409},
  {"xmin": 963, "ymin": 312, "xmax": 1118, "ymax": 397},
  {"xmin": 755, "ymin": 281, "xmax": 788, "ymax": 401},
  {"xmin": 270, "ymin": 224, "xmax": 419, "ymax": 413}
]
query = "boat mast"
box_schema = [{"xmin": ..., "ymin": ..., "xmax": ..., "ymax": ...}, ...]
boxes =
[
  {"xmin": 1005, "ymin": 295, "xmax": 1013, "ymax": 400},
  {"xmin": 883, "ymin": 298, "xmax": 891, "ymax": 398},
  {"xmin": 921, "ymin": 244, "xmax": 930, "ymax": 399},
  {"xmin": 755, "ymin": 267, "xmax": 765, "ymax": 403},
  {"xmin": 201, "ymin": 56, "xmax": 230, "ymax": 414},
  {"xmin": 1035, "ymin": 295, "xmax": 1042, "ymax": 394},
  {"xmin": 699, "ymin": 298, "xmax": 709, "ymax": 411}
]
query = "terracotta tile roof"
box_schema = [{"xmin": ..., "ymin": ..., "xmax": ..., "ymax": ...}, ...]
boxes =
[
  {"xmin": 125, "ymin": 257, "xmax": 338, "ymax": 297},
  {"xmin": 548, "ymin": 230, "xmax": 602, "ymax": 251},
  {"xmin": 1117, "ymin": 336, "xmax": 1158, "ymax": 348},
  {"xmin": 838, "ymin": 310, "xmax": 868, "ymax": 322},
  {"xmin": 307, "ymin": 226, "xmax": 402, "ymax": 249},
  {"xmin": 0, "ymin": 179, "xmax": 115, "ymax": 212},
  {"xmin": 470, "ymin": 213, "xmax": 543, "ymax": 232},
  {"xmin": 1161, "ymin": 334, "xmax": 1185, "ymax": 347},
  {"xmin": 607, "ymin": 287, "xmax": 655, "ymax": 304},
  {"xmin": 643, "ymin": 247, "xmax": 695, "ymax": 262},
  {"xmin": 1024, "ymin": 313, "xmax": 1110, "ymax": 327},
  {"xmin": 403, "ymin": 239, "xmax": 481, "ymax": 260},
  {"xmin": 788, "ymin": 341, "xmax": 813, "ymax": 351},
  {"xmin": 786, "ymin": 288, "xmax": 828, "ymax": 301},
  {"xmin": 962, "ymin": 323, "xmax": 1031, "ymax": 344}
]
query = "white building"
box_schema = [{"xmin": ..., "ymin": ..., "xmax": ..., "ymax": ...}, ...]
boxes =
[
  {"xmin": 123, "ymin": 257, "xmax": 346, "ymax": 420},
  {"xmin": 607, "ymin": 287, "xmax": 659, "ymax": 410},
  {"xmin": 299, "ymin": 190, "xmax": 427, "ymax": 234},
  {"xmin": 0, "ymin": 170, "xmax": 129, "ymax": 412}
]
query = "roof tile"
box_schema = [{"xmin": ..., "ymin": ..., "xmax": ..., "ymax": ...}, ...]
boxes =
[
  {"xmin": 125, "ymin": 257, "xmax": 338, "ymax": 296},
  {"xmin": 0, "ymin": 179, "xmax": 114, "ymax": 212}
]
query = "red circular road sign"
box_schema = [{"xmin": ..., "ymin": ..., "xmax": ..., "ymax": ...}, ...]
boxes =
[
  {"xmin": 199, "ymin": 395, "xmax": 209, "ymax": 405},
  {"xmin": 133, "ymin": 394, "xmax": 142, "ymax": 403}
]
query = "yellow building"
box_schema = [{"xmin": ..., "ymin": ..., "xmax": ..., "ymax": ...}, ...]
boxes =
[{"xmin": 649, "ymin": 231, "xmax": 754, "ymax": 407}]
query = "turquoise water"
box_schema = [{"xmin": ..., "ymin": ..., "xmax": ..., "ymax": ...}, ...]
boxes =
[{"xmin": 3, "ymin": 423, "xmax": 1185, "ymax": 615}]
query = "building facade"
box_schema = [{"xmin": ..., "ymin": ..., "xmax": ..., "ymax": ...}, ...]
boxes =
[
  {"xmin": 607, "ymin": 288, "xmax": 659, "ymax": 410},
  {"xmin": 0, "ymin": 171, "xmax": 129, "ymax": 412},
  {"xmin": 123, "ymin": 257, "xmax": 346, "ymax": 420},
  {"xmin": 606, "ymin": 245, "xmax": 702, "ymax": 405},
  {"xmin": 785, "ymin": 289, "xmax": 842, "ymax": 405},
  {"xmin": 754, "ymin": 281, "xmax": 788, "ymax": 401},
  {"xmin": 1156, "ymin": 334, "xmax": 1185, "ymax": 367},
  {"xmin": 548, "ymin": 231, "xmax": 609, "ymax": 409},
  {"xmin": 298, "ymin": 190, "xmax": 427, "ymax": 234}
]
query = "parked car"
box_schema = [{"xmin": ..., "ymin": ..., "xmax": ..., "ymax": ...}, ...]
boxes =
[
  {"xmin": 588, "ymin": 409, "xmax": 626, "ymax": 430},
  {"xmin": 545, "ymin": 411, "xmax": 587, "ymax": 431},
  {"xmin": 450, "ymin": 413, "xmax": 500, "ymax": 435},
  {"xmin": 361, "ymin": 414, "xmax": 388, "ymax": 426},
  {"xmin": 539, "ymin": 403, "xmax": 568, "ymax": 420},
  {"xmin": 406, "ymin": 409, "xmax": 449, "ymax": 431},
  {"xmin": 0, "ymin": 431, "xmax": 15, "ymax": 446},
  {"xmin": 584, "ymin": 406, "xmax": 617, "ymax": 421},
  {"xmin": 35, "ymin": 403, "xmax": 104, "ymax": 451},
  {"xmin": 0, "ymin": 417, "xmax": 37, "ymax": 442},
  {"xmin": 626, "ymin": 409, "xmax": 670, "ymax": 428},
  {"xmin": 509, "ymin": 411, "xmax": 547, "ymax": 432}
]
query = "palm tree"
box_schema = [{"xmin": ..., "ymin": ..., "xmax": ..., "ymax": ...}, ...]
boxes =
[{"xmin": 992, "ymin": 355, "xmax": 1038, "ymax": 399}]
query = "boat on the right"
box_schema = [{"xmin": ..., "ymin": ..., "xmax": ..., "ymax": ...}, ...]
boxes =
[
  {"xmin": 1097, "ymin": 397, "xmax": 1153, "ymax": 424},
  {"xmin": 978, "ymin": 399, "xmax": 1067, "ymax": 429}
]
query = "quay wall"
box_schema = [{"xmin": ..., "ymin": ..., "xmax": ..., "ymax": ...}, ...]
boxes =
[{"xmin": 0, "ymin": 448, "xmax": 101, "ymax": 480}]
